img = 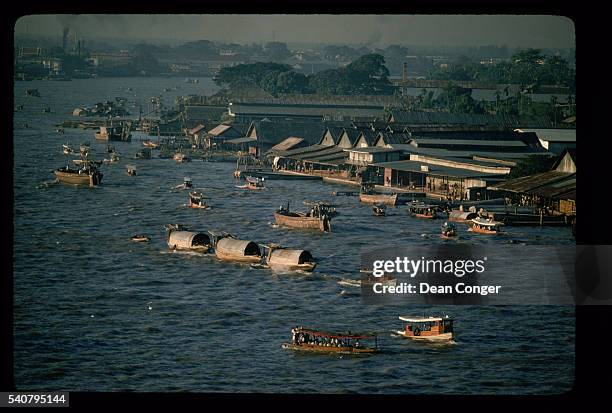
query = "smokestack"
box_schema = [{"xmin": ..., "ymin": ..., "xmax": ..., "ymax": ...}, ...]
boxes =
[{"xmin": 62, "ymin": 28, "xmax": 69, "ymax": 52}]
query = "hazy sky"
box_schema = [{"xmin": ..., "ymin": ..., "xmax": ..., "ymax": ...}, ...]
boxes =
[{"xmin": 14, "ymin": 14, "xmax": 575, "ymax": 48}]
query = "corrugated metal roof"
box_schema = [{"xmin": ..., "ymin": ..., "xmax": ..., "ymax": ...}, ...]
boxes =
[
  {"xmin": 371, "ymin": 160, "xmax": 503, "ymax": 179},
  {"xmin": 268, "ymin": 137, "xmax": 305, "ymax": 152},
  {"xmin": 248, "ymin": 121, "xmax": 327, "ymax": 145},
  {"xmin": 412, "ymin": 139, "xmax": 527, "ymax": 147},
  {"xmin": 376, "ymin": 132, "xmax": 411, "ymax": 145},
  {"xmin": 489, "ymin": 171, "xmax": 575, "ymax": 193}
]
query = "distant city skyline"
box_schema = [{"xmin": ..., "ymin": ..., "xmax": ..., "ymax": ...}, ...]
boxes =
[{"xmin": 14, "ymin": 14, "xmax": 575, "ymax": 49}]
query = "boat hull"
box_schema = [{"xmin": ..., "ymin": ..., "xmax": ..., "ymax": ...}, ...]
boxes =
[
  {"xmin": 281, "ymin": 343, "xmax": 377, "ymax": 354},
  {"xmin": 269, "ymin": 262, "xmax": 317, "ymax": 272},
  {"xmin": 54, "ymin": 170, "xmax": 102, "ymax": 187},
  {"xmin": 215, "ymin": 250, "xmax": 262, "ymax": 264},
  {"xmin": 469, "ymin": 227, "xmax": 499, "ymax": 235},
  {"xmin": 360, "ymin": 193, "xmax": 397, "ymax": 206},
  {"xmin": 274, "ymin": 211, "xmax": 330, "ymax": 232},
  {"xmin": 395, "ymin": 331, "xmax": 454, "ymax": 342}
]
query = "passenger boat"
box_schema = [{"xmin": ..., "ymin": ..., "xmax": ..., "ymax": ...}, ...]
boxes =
[
  {"xmin": 62, "ymin": 144, "xmax": 74, "ymax": 155},
  {"xmin": 126, "ymin": 165, "xmax": 137, "ymax": 176},
  {"xmin": 408, "ymin": 203, "xmax": 443, "ymax": 219},
  {"xmin": 282, "ymin": 327, "xmax": 378, "ymax": 354},
  {"xmin": 131, "ymin": 235, "xmax": 150, "ymax": 242},
  {"xmin": 166, "ymin": 224, "xmax": 212, "ymax": 253},
  {"xmin": 274, "ymin": 202, "xmax": 331, "ymax": 232},
  {"xmin": 395, "ymin": 316, "xmax": 454, "ymax": 342},
  {"xmin": 215, "ymin": 237, "xmax": 262, "ymax": 264},
  {"xmin": 263, "ymin": 245, "xmax": 317, "ymax": 272},
  {"xmin": 468, "ymin": 217, "xmax": 504, "ymax": 235},
  {"xmin": 359, "ymin": 184, "xmax": 397, "ymax": 206},
  {"xmin": 142, "ymin": 140, "xmax": 159, "ymax": 149},
  {"xmin": 54, "ymin": 165, "xmax": 103, "ymax": 187},
  {"xmin": 188, "ymin": 191, "xmax": 209, "ymax": 209},
  {"xmin": 372, "ymin": 203, "xmax": 387, "ymax": 216},
  {"xmin": 245, "ymin": 176, "xmax": 264, "ymax": 190},
  {"xmin": 440, "ymin": 222, "xmax": 458, "ymax": 238}
]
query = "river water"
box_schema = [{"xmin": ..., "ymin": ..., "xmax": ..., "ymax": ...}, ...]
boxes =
[{"xmin": 12, "ymin": 77, "xmax": 574, "ymax": 394}]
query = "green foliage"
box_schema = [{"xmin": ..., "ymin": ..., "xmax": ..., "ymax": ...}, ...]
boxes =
[{"xmin": 508, "ymin": 154, "xmax": 557, "ymax": 178}]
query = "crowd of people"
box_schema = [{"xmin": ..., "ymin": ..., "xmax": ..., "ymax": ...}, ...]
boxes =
[{"xmin": 291, "ymin": 327, "xmax": 359, "ymax": 348}]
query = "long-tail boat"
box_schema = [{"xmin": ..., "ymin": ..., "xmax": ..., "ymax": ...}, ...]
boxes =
[
  {"xmin": 274, "ymin": 202, "xmax": 331, "ymax": 232},
  {"xmin": 282, "ymin": 327, "xmax": 378, "ymax": 354}
]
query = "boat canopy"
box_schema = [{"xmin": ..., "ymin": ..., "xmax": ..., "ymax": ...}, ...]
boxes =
[
  {"xmin": 471, "ymin": 218, "xmax": 503, "ymax": 227},
  {"xmin": 296, "ymin": 327, "xmax": 376, "ymax": 340},
  {"xmin": 449, "ymin": 210, "xmax": 478, "ymax": 220},
  {"xmin": 399, "ymin": 316, "xmax": 452, "ymax": 323},
  {"xmin": 216, "ymin": 237, "xmax": 261, "ymax": 257},
  {"xmin": 167, "ymin": 231, "xmax": 211, "ymax": 249},
  {"xmin": 269, "ymin": 249, "xmax": 314, "ymax": 265}
]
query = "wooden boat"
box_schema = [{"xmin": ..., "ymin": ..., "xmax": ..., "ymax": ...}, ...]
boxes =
[
  {"xmin": 176, "ymin": 177, "xmax": 192, "ymax": 190},
  {"xmin": 166, "ymin": 224, "xmax": 212, "ymax": 253},
  {"xmin": 245, "ymin": 176, "xmax": 264, "ymax": 190},
  {"xmin": 188, "ymin": 191, "xmax": 209, "ymax": 209},
  {"xmin": 395, "ymin": 316, "xmax": 454, "ymax": 342},
  {"xmin": 73, "ymin": 159, "xmax": 102, "ymax": 167},
  {"xmin": 274, "ymin": 202, "xmax": 331, "ymax": 232},
  {"xmin": 282, "ymin": 327, "xmax": 378, "ymax": 354},
  {"xmin": 448, "ymin": 210, "xmax": 478, "ymax": 223},
  {"xmin": 95, "ymin": 125, "xmax": 132, "ymax": 142},
  {"xmin": 440, "ymin": 222, "xmax": 458, "ymax": 238},
  {"xmin": 103, "ymin": 153, "xmax": 120, "ymax": 164},
  {"xmin": 468, "ymin": 217, "xmax": 504, "ymax": 235},
  {"xmin": 131, "ymin": 235, "xmax": 150, "ymax": 242},
  {"xmin": 79, "ymin": 143, "xmax": 90, "ymax": 156},
  {"xmin": 173, "ymin": 153, "xmax": 191, "ymax": 163},
  {"xmin": 142, "ymin": 140, "xmax": 159, "ymax": 149},
  {"xmin": 372, "ymin": 203, "xmax": 387, "ymax": 216},
  {"xmin": 126, "ymin": 165, "xmax": 137, "ymax": 176},
  {"xmin": 264, "ymin": 245, "xmax": 317, "ymax": 272},
  {"xmin": 338, "ymin": 274, "xmax": 396, "ymax": 288},
  {"xmin": 54, "ymin": 165, "xmax": 102, "ymax": 187},
  {"xmin": 359, "ymin": 184, "xmax": 397, "ymax": 206},
  {"xmin": 135, "ymin": 147, "xmax": 152, "ymax": 159},
  {"xmin": 215, "ymin": 237, "xmax": 262, "ymax": 264},
  {"xmin": 62, "ymin": 144, "xmax": 74, "ymax": 155},
  {"xmin": 408, "ymin": 203, "xmax": 442, "ymax": 219}
]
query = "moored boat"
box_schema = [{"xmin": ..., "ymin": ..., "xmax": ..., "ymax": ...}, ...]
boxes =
[
  {"xmin": 282, "ymin": 327, "xmax": 378, "ymax": 354},
  {"xmin": 359, "ymin": 184, "xmax": 397, "ymax": 206},
  {"xmin": 395, "ymin": 316, "xmax": 454, "ymax": 342},
  {"xmin": 468, "ymin": 217, "xmax": 504, "ymax": 235},
  {"xmin": 274, "ymin": 202, "xmax": 331, "ymax": 232},
  {"xmin": 54, "ymin": 164, "xmax": 103, "ymax": 187}
]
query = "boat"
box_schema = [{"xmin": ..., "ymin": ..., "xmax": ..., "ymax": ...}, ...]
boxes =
[
  {"xmin": 62, "ymin": 144, "xmax": 74, "ymax": 155},
  {"xmin": 173, "ymin": 176, "xmax": 192, "ymax": 190},
  {"xmin": 372, "ymin": 203, "xmax": 387, "ymax": 216},
  {"xmin": 395, "ymin": 316, "xmax": 454, "ymax": 342},
  {"xmin": 215, "ymin": 237, "xmax": 262, "ymax": 264},
  {"xmin": 79, "ymin": 143, "xmax": 90, "ymax": 156},
  {"xmin": 126, "ymin": 165, "xmax": 137, "ymax": 176},
  {"xmin": 359, "ymin": 184, "xmax": 397, "ymax": 206},
  {"xmin": 131, "ymin": 235, "xmax": 150, "ymax": 242},
  {"xmin": 56, "ymin": 128, "xmax": 65, "ymax": 134},
  {"xmin": 54, "ymin": 164, "xmax": 103, "ymax": 187},
  {"xmin": 94, "ymin": 124, "xmax": 132, "ymax": 142},
  {"xmin": 142, "ymin": 140, "xmax": 159, "ymax": 149},
  {"xmin": 103, "ymin": 153, "xmax": 120, "ymax": 164},
  {"xmin": 282, "ymin": 327, "xmax": 378, "ymax": 354},
  {"xmin": 468, "ymin": 217, "xmax": 504, "ymax": 235},
  {"xmin": 440, "ymin": 222, "xmax": 458, "ymax": 238},
  {"xmin": 338, "ymin": 274, "xmax": 397, "ymax": 288},
  {"xmin": 106, "ymin": 144, "xmax": 116, "ymax": 154},
  {"xmin": 274, "ymin": 202, "xmax": 331, "ymax": 232},
  {"xmin": 408, "ymin": 202, "xmax": 443, "ymax": 219},
  {"xmin": 173, "ymin": 153, "xmax": 191, "ymax": 163},
  {"xmin": 73, "ymin": 159, "xmax": 102, "ymax": 167},
  {"xmin": 26, "ymin": 89, "xmax": 40, "ymax": 97},
  {"xmin": 188, "ymin": 191, "xmax": 209, "ymax": 209},
  {"xmin": 264, "ymin": 245, "xmax": 317, "ymax": 272},
  {"xmin": 166, "ymin": 224, "xmax": 212, "ymax": 253},
  {"xmin": 245, "ymin": 176, "xmax": 264, "ymax": 190},
  {"xmin": 135, "ymin": 148, "xmax": 152, "ymax": 159}
]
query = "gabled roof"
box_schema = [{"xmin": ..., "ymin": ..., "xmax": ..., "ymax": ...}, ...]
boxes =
[
  {"xmin": 268, "ymin": 137, "xmax": 306, "ymax": 153},
  {"xmin": 375, "ymin": 132, "xmax": 412, "ymax": 146},
  {"xmin": 489, "ymin": 170, "xmax": 575, "ymax": 193},
  {"xmin": 247, "ymin": 121, "xmax": 327, "ymax": 145}
]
